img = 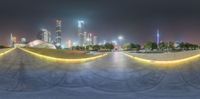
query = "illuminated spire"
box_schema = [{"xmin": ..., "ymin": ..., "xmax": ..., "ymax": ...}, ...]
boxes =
[{"xmin": 156, "ymin": 29, "xmax": 160, "ymax": 46}]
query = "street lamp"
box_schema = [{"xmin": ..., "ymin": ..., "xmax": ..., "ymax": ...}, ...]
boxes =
[{"xmin": 118, "ymin": 36, "xmax": 123, "ymax": 40}]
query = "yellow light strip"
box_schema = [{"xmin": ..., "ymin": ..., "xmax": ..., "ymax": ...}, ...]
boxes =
[
  {"xmin": 19, "ymin": 48, "xmax": 108, "ymax": 63},
  {"xmin": 0, "ymin": 48, "xmax": 15, "ymax": 57},
  {"xmin": 123, "ymin": 52, "xmax": 200, "ymax": 65}
]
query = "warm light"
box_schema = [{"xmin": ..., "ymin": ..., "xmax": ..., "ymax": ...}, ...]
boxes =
[
  {"xmin": 19, "ymin": 48, "xmax": 108, "ymax": 63},
  {"xmin": 0, "ymin": 48, "xmax": 15, "ymax": 57},
  {"xmin": 123, "ymin": 52, "xmax": 200, "ymax": 65}
]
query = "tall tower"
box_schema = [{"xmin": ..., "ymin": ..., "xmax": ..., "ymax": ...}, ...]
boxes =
[
  {"xmin": 78, "ymin": 20, "xmax": 85, "ymax": 46},
  {"xmin": 93, "ymin": 35, "xmax": 97, "ymax": 45},
  {"xmin": 37, "ymin": 29, "xmax": 51, "ymax": 43},
  {"xmin": 10, "ymin": 33, "xmax": 13, "ymax": 47},
  {"xmin": 55, "ymin": 19, "xmax": 62, "ymax": 48},
  {"xmin": 156, "ymin": 29, "xmax": 160, "ymax": 47}
]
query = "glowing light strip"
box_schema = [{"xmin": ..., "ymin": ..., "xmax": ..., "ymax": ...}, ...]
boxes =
[
  {"xmin": 19, "ymin": 48, "xmax": 108, "ymax": 63},
  {"xmin": 123, "ymin": 52, "xmax": 200, "ymax": 65},
  {"xmin": 0, "ymin": 48, "xmax": 15, "ymax": 57}
]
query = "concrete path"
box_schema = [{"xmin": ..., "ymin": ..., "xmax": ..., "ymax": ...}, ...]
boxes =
[{"xmin": 0, "ymin": 49, "xmax": 199, "ymax": 99}]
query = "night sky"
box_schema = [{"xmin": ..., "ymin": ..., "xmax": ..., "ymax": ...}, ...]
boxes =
[{"xmin": 1, "ymin": 0, "xmax": 200, "ymax": 46}]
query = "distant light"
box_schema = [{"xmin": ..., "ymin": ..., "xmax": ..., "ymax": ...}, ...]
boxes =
[
  {"xmin": 103, "ymin": 40, "xmax": 106, "ymax": 44},
  {"xmin": 118, "ymin": 36, "xmax": 123, "ymax": 40},
  {"xmin": 86, "ymin": 38, "xmax": 90, "ymax": 41},
  {"xmin": 112, "ymin": 40, "xmax": 117, "ymax": 45},
  {"xmin": 78, "ymin": 20, "xmax": 84, "ymax": 28},
  {"xmin": 73, "ymin": 42, "xmax": 78, "ymax": 46}
]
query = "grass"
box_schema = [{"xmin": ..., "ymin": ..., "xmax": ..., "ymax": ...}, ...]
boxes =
[{"xmin": 24, "ymin": 48, "xmax": 99, "ymax": 59}]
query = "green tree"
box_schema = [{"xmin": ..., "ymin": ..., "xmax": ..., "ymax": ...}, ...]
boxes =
[
  {"xmin": 159, "ymin": 42, "xmax": 167, "ymax": 51},
  {"xmin": 123, "ymin": 43, "xmax": 141, "ymax": 51},
  {"xmin": 104, "ymin": 43, "xmax": 114, "ymax": 51},
  {"xmin": 144, "ymin": 42, "xmax": 157, "ymax": 51}
]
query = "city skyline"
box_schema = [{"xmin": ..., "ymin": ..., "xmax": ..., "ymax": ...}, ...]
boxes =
[{"xmin": 1, "ymin": 0, "xmax": 200, "ymax": 45}]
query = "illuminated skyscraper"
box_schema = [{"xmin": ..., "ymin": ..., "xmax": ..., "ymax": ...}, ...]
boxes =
[
  {"xmin": 67, "ymin": 40, "xmax": 72, "ymax": 48},
  {"xmin": 37, "ymin": 29, "xmax": 51, "ymax": 43},
  {"xmin": 9, "ymin": 33, "xmax": 17, "ymax": 47},
  {"xmin": 93, "ymin": 35, "xmax": 97, "ymax": 45},
  {"xmin": 78, "ymin": 20, "xmax": 85, "ymax": 46},
  {"xmin": 55, "ymin": 19, "xmax": 62, "ymax": 48}
]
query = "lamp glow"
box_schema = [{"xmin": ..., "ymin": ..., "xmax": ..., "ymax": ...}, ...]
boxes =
[
  {"xmin": 123, "ymin": 52, "xmax": 200, "ymax": 65},
  {"xmin": 0, "ymin": 48, "xmax": 15, "ymax": 57},
  {"xmin": 19, "ymin": 48, "xmax": 108, "ymax": 63}
]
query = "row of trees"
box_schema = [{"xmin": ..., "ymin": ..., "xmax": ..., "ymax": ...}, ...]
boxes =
[
  {"xmin": 143, "ymin": 42, "xmax": 199, "ymax": 51},
  {"xmin": 72, "ymin": 43, "xmax": 114, "ymax": 51},
  {"xmin": 122, "ymin": 43, "xmax": 141, "ymax": 51},
  {"xmin": 71, "ymin": 41, "xmax": 199, "ymax": 52}
]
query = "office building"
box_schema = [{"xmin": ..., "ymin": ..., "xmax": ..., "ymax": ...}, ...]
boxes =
[
  {"xmin": 78, "ymin": 20, "xmax": 85, "ymax": 46},
  {"xmin": 37, "ymin": 29, "xmax": 51, "ymax": 43},
  {"xmin": 55, "ymin": 19, "xmax": 62, "ymax": 48},
  {"xmin": 93, "ymin": 35, "xmax": 97, "ymax": 45}
]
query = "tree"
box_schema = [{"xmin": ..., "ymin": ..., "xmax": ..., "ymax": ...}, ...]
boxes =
[
  {"xmin": 159, "ymin": 42, "xmax": 167, "ymax": 51},
  {"xmin": 92, "ymin": 45, "xmax": 101, "ymax": 51},
  {"xmin": 123, "ymin": 43, "xmax": 141, "ymax": 51},
  {"xmin": 144, "ymin": 42, "xmax": 157, "ymax": 51},
  {"xmin": 104, "ymin": 43, "xmax": 114, "ymax": 51},
  {"xmin": 168, "ymin": 42, "xmax": 175, "ymax": 51}
]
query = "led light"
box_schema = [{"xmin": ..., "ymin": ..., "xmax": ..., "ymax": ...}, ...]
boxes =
[
  {"xmin": 19, "ymin": 48, "xmax": 108, "ymax": 63},
  {"xmin": 0, "ymin": 48, "xmax": 15, "ymax": 57},
  {"xmin": 123, "ymin": 52, "xmax": 200, "ymax": 65}
]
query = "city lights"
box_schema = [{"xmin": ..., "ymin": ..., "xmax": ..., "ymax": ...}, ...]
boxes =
[{"xmin": 78, "ymin": 20, "xmax": 84, "ymax": 28}]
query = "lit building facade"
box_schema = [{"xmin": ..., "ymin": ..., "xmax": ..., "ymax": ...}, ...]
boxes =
[
  {"xmin": 55, "ymin": 19, "xmax": 62, "ymax": 48},
  {"xmin": 93, "ymin": 35, "xmax": 97, "ymax": 45},
  {"xmin": 78, "ymin": 20, "xmax": 85, "ymax": 46},
  {"xmin": 37, "ymin": 29, "xmax": 51, "ymax": 43},
  {"xmin": 67, "ymin": 40, "xmax": 72, "ymax": 48},
  {"xmin": 10, "ymin": 33, "xmax": 17, "ymax": 47}
]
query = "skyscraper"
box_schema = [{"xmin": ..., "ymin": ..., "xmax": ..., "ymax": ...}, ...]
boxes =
[
  {"xmin": 55, "ymin": 19, "xmax": 62, "ymax": 48},
  {"xmin": 37, "ymin": 29, "xmax": 51, "ymax": 43},
  {"xmin": 93, "ymin": 35, "xmax": 97, "ymax": 45},
  {"xmin": 78, "ymin": 20, "xmax": 85, "ymax": 46},
  {"xmin": 10, "ymin": 33, "xmax": 14, "ymax": 47},
  {"xmin": 67, "ymin": 40, "xmax": 72, "ymax": 48}
]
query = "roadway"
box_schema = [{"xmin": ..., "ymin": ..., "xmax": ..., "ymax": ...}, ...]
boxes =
[{"xmin": 0, "ymin": 48, "xmax": 200, "ymax": 99}]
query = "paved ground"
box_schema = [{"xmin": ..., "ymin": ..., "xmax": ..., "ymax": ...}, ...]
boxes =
[{"xmin": 0, "ymin": 49, "xmax": 200, "ymax": 99}]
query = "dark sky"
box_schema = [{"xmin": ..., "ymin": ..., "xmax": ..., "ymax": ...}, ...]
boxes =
[{"xmin": 1, "ymin": 0, "xmax": 200, "ymax": 46}]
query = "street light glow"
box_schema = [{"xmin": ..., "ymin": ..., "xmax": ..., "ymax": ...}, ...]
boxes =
[{"xmin": 118, "ymin": 36, "xmax": 123, "ymax": 40}]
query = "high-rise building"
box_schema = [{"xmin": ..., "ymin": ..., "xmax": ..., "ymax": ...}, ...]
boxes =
[
  {"xmin": 67, "ymin": 40, "xmax": 72, "ymax": 48},
  {"xmin": 88, "ymin": 33, "xmax": 92, "ymax": 45},
  {"xmin": 55, "ymin": 19, "xmax": 62, "ymax": 48},
  {"xmin": 9, "ymin": 33, "xmax": 17, "ymax": 47},
  {"xmin": 37, "ymin": 29, "xmax": 51, "ymax": 43},
  {"xmin": 93, "ymin": 35, "xmax": 97, "ymax": 45},
  {"xmin": 78, "ymin": 20, "xmax": 85, "ymax": 46}
]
